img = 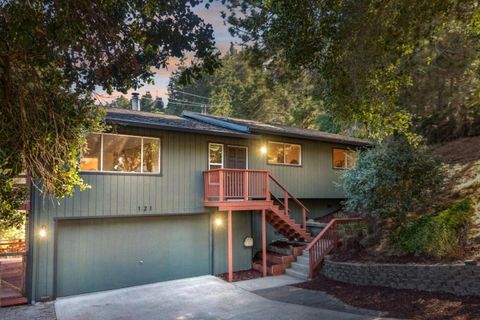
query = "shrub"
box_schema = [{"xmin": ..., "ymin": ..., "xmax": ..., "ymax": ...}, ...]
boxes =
[
  {"xmin": 391, "ymin": 199, "xmax": 474, "ymax": 258},
  {"xmin": 340, "ymin": 136, "xmax": 446, "ymax": 220}
]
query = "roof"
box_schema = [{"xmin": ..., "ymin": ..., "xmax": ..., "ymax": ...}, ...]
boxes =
[
  {"xmin": 104, "ymin": 108, "xmax": 257, "ymax": 139},
  {"xmin": 104, "ymin": 108, "xmax": 369, "ymax": 146},
  {"xmin": 182, "ymin": 112, "xmax": 370, "ymax": 146}
]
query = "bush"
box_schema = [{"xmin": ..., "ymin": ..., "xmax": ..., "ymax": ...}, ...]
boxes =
[
  {"xmin": 391, "ymin": 199, "xmax": 474, "ymax": 258},
  {"xmin": 340, "ymin": 136, "xmax": 446, "ymax": 220}
]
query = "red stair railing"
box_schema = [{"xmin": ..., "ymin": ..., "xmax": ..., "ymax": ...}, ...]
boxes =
[
  {"xmin": 268, "ymin": 174, "xmax": 309, "ymax": 229},
  {"xmin": 306, "ymin": 218, "xmax": 363, "ymax": 278},
  {"xmin": 203, "ymin": 169, "xmax": 311, "ymax": 232}
]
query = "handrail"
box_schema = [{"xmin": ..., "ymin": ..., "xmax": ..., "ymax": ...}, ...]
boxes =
[
  {"xmin": 306, "ymin": 217, "xmax": 362, "ymax": 278},
  {"xmin": 268, "ymin": 174, "xmax": 310, "ymax": 212},
  {"xmin": 269, "ymin": 192, "xmax": 290, "ymax": 213},
  {"xmin": 204, "ymin": 168, "xmax": 269, "ymax": 173}
]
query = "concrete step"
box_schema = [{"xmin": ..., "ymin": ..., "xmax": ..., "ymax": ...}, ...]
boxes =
[
  {"xmin": 285, "ymin": 268, "xmax": 309, "ymax": 280},
  {"xmin": 296, "ymin": 255, "xmax": 310, "ymax": 266},
  {"xmin": 291, "ymin": 261, "xmax": 309, "ymax": 274}
]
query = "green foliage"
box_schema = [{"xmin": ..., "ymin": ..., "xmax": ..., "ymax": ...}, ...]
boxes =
[
  {"xmin": 167, "ymin": 47, "xmax": 332, "ymax": 130},
  {"xmin": 0, "ymin": 173, "xmax": 27, "ymax": 229},
  {"xmin": 108, "ymin": 96, "xmax": 131, "ymax": 110},
  {"xmin": 0, "ymin": 222, "xmax": 25, "ymax": 242},
  {"xmin": 0, "ymin": 0, "xmax": 219, "ymax": 226},
  {"xmin": 225, "ymin": 0, "xmax": 480, "ymax": 142},
  {"xmin": 140, "ymin": 92, "xmax": 164, "ymax": 112},
  {"xmin": 340, "ymin": 137, "xmax": 446, "ymax": 219},
  {"xmin": 392, "ymin": 199, "xmax": 475, "ymax": 258}
]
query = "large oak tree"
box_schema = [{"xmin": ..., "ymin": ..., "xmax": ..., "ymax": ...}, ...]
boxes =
[{"xmin": 0, "ymin": 0, "xmax": 219, "ymax": 227}]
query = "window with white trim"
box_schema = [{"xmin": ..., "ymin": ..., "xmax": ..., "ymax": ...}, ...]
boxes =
[
  {"xmin": 267, "ymin": 141, "xmax": 301, "ymax": 166},
  {"xmin": 208, "ymin": 143, "xmax": 224, "ymax": 169},
  {"xmin": 332, "ymin": 148, "xmax": 356, "ymax": 169},
  {"xmin": 80, "ymin": 133, "xmax": 160, "ymax": 173}
]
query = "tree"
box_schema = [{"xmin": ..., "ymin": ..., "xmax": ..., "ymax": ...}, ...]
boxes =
[
  {"xmin": 167, "ymin": 47, "xmax": 327, "ymax": 129},
  {"xmin": 108, "ymin": 96, "xmax": 131, "ymax": 110},
  {"xmin": 340, "ymin": 137, "xmax": 446, "ymax": 221},
  {"xmin": 140, "ymin": 91, "xmax": 155, "ymax": 112},
  {"xmin": 224, "ymin": 0, "xmax": 480, "ymax": 142},
  {"xmin": 0, "ymin": 0, "xmax": 219, "ymax": 227}
]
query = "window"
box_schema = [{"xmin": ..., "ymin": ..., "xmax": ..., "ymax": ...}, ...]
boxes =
[
  {"xmin": 267, "ymin": 142, "xmax": 301, "ymax": 166},
  {"xmin": 208, "ymin": 143, "xmax": 223, "ymax": 169},
  {"xmin": 80, "ymin": 134, "xmax": 101, "ymax": 171},
  {"xmin": 80, "ymin": 133, "xmax": 160, "ymax": 173},
  {"xmin": 333, "ymin": 148, "xmax": 356, "ymax": 169}
]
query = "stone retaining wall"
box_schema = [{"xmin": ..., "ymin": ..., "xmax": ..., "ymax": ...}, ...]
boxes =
[{"xmin": 322, "ymin": 257, "xmax": 480, "ymax": 296}]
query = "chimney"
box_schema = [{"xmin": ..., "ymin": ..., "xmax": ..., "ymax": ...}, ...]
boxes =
[
  {"xmin": 200, "ymin": 103, "xmax": 207, "ymax": 115},
  {"xmin": 131, "ymin": 92, "xmax": 140, "ymax": 111}
]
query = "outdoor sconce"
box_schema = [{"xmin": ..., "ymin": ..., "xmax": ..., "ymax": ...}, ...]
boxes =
[
  {"xmin": 39, "ymin": 225, "xmax": 47, "ymax": 238},
  {"xmin": 260, "ymin": 145, "xmax": 267, "ymax": 155},
  {"xmin": 214, "ymin": 217, "xmax": 223, "ymax": 227}
]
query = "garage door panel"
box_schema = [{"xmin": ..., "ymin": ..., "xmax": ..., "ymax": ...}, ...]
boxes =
[{"xmin": 56, "ymin": 215, "xmax": 210, "ymax": 297}]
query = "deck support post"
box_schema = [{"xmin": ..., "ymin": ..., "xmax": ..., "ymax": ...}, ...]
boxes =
[
  {"xmin": 262, "ymin": 209, "xmax": 267, "ymax": 277},
  {"xmin": 227, "ymin": 209, "xmax": 233, "ymax": 282}
]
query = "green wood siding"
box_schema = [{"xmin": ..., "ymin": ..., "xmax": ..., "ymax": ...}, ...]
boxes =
[
  {"xmin": 30, "ymin": 126, "xmax": 354, "ymax": 301},
  {"xmin": 56, "ymin": 215, "xmax": 210, "ymax": 297},
  {"xmin": 212, "ymin": 211, "xmax": 252, "ymax": 274}
]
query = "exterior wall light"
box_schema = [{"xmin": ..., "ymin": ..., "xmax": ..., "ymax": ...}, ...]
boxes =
[
  {"xmin": 39, "ymin": 225, "xmax": 47, "ymax": 238},
  {"xmin": 214, "ymin": 217, "xmax": 223, "ymax": 226},
  {"xmin": 260, "ymin": 146, "xmax": 267, "ymax": 155}
]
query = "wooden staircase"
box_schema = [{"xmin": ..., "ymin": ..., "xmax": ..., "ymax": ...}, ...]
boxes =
[
  {"xmin": 264, "ymin": 204, "xmax": 312, "ymax": 242},
  {"xmin": 203, "ymin": 168, "xmax": 361, "ymax": 281},
  {"xmin": 204, "ymin": 168, "xmax": 312, "ymax": 242}
]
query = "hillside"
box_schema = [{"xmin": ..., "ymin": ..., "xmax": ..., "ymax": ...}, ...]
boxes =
[{"xmin": 431, "ymin": 136, "xmax": 480, "ymax": 257}]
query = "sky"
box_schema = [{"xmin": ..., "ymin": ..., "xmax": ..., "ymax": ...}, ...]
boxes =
[{"xmin": 95, "ymin": 2, "xmax": 238, "ymax": 106}]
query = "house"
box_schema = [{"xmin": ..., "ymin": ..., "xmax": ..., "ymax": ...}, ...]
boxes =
[{"xmin": 24, "ymin": 106, "xmax": 368, "ymax": 303}]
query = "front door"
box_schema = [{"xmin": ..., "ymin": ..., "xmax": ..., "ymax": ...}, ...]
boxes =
[{"xmin": 225, "ymin": 146, "xmax": 247, "ymax": 169}]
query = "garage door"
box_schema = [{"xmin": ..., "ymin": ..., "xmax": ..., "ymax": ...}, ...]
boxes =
[{"xmin": 56, "ymin": 215, "xmax": 210, "ymax": 297}]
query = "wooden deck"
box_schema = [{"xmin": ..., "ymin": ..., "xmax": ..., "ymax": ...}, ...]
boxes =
[{"xmin": 0, "ymin": 241, "xmax": 27, "ymax": 307}]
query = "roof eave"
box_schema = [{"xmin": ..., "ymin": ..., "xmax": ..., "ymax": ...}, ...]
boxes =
[{"xmin": 250, "ymin": 129, "xmax": 371, "ymax": 147}]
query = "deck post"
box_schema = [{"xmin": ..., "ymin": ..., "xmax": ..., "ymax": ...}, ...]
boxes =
[
  {"xmin": 219, "ymin": 170, "xmax": 225, "ymax": 202},
  {"xmin": 262, "ymin": 209, "xmax": 267, "ymax": 277},
  {"xmin": 265, "ymin": 173, "xmax": 270, "ymax": 200},
  {"xmin": 228, "ymin": 209, "xmax": 233, "ymax": 282},
  {"xmin": 243, "ymin": 171, "xmax": 248, "ymax": 201},
  {"xmin": 284, "ymin": 191, "xmax": 289, "ymax": 215},
  {"xmin": 302, "ymin": 207, "xmax": 306, "ymax": 229}
]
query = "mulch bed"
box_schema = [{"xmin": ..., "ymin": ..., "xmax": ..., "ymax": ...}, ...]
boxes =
[
  {"xmin": 216, "ymin": 269, "xmax": 262, "ymax": 282},
  {"xmin": 295, "ymin": 274, "xmax": 480, "ymax": 320}
]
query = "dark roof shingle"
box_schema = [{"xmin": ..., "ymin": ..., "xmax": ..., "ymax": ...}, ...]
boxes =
[
  {"xmin": 104, "ymin": 108, "xmax": 257, "ymax": 139},
  {"xmin": 183, "ymin": 112, "xmax": 370, "ymax": 146}
]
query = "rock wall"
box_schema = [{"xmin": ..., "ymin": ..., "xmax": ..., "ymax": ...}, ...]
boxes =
[{"xmin": 322, "ymin": 257, "xmax": 480, "ymax": 296}]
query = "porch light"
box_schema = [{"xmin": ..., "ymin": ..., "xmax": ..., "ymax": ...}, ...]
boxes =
[
  {"xmin": 38, "ymin": 225, "xmax": 47, "ymax": 238},
  {"xmin": 214, "ymin": 217, "xmax": 223, "ymax": 226},
  {"xmin": 260, "ymin": 145, "xmax": 267, "ymax": 155}
]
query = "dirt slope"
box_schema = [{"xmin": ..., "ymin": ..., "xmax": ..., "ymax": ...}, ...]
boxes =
[{"xmin": 431, "ymin": 136, "xmax": 480, "ymax": 255}]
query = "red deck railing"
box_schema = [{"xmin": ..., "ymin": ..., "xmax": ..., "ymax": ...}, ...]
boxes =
[
  {"xmin": 0, "ymin": 240, "xmax": 27, "ymax": 298},
  {"xmin": 204, "ymin": 169, "xmax": 271, "ymax": 201},
  {"xmin": 203, "ymin": 169, "xmax": 310, "ymax": 229},
  {"xmin": 306, "ymin": 218, "xmax": 362, "ymax": 278}
]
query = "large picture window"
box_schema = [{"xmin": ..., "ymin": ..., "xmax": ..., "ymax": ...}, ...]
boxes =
[
  {"xmin": 80, "ymin": 133, "xmax": 160, "ymax": 173},
  {"xmin": 332, "ymin": 148, "xmax": 356, "ymax": 169},
  {"xmin": 267, "ymin": 141, "xmax": 301, "ymax": 166}
]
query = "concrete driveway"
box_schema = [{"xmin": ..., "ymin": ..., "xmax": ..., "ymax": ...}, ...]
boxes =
[{"xmin": 55, "ymin": 276, "xmax": 385, "ymax": 320}]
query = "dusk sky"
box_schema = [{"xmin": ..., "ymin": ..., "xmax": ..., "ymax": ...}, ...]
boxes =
[{"xmin": 95, "ymin": 2, "xmax": 238, "ymax": 105}]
